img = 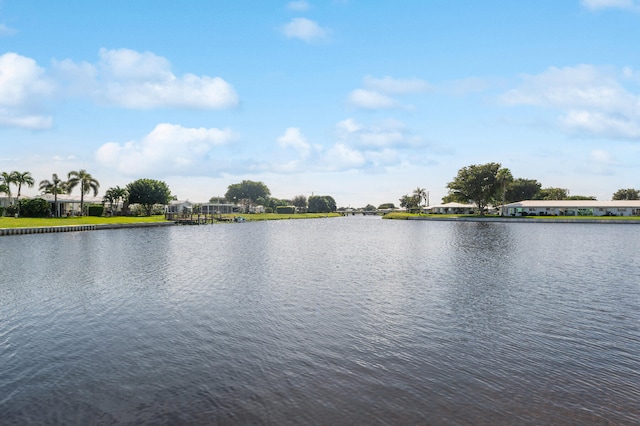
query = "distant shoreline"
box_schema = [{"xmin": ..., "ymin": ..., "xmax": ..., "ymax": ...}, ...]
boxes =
[{"xmin": 402, "ymin": 215, "xmax": 640, "ymax": 224}]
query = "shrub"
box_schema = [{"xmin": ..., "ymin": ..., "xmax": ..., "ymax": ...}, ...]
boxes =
[
  {"xmin": 5, "ymin": 205, "xmax": 18, "ymax": 217},
  {"xmin": 276, "ymin": 206, "xmax": 295, "ymax": 214},
  {"xmin": 19, "ymin": 198, "xmax": 50, "ymax": 217},
  {"xmin": 87, "ymin": 204, "xmax": 104, "ymax": 217},
  {"xmin": 265, "ymin": 207, "xmax": 273, "ymax": 214},
  {"xmin": 0, "ymin": 206, "xmax": 4, "ymax": 216}
]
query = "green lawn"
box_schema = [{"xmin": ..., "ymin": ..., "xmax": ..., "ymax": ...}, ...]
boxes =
[{"xmin": 0, "ymin": 215, "xmax": 170, "ymax": 229}]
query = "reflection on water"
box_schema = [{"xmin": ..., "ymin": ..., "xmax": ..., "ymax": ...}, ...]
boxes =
[{"xmin": 1, "ymin": 217, "xmax": 639, "ymax": 424}]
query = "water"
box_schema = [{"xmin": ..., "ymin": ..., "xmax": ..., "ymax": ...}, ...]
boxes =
[{"xmin": 1, "ymin": 216, "xmax": 639, "ymax": 424}]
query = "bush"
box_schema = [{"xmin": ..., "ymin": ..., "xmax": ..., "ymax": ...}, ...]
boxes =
[
  {"xmin": 5, "ymin": 205, "xmax": 18, "ymax": 217},
  {"xmin": 265, "ymin": 207, "xmax": 273, "ymax": 214},
  {"xmin": 87, "ymin": 205, "xmax": 104, "ymax": 217},
  {"xmin": 0, "ymin": 206, "xmax": 4, "ymax": 216},
  {"xmin": 276, "ymin": 206, "xmax": 295, "ymax": 214},
  {"xmin": 18, "ymin": 198, "xmax": 50, "ymax": 217}
]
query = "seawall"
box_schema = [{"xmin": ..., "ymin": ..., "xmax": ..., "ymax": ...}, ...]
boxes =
[
  {"xmin": 406, "ymin": 216, "xmax": 640, "ymax": 224},
  {"xmin": 0, "ymin": 221, "xmax": 176, "ymax": 237}
]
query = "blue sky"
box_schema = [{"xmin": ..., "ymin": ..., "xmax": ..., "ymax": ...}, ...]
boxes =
[{"xmin": 2, "ymin": 0, "xmax": 640, "ymax": 207}]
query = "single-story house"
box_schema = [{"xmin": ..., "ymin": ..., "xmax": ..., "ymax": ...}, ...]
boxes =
[
  {"xmin": 1, "ymin": 194, "xmax": 103, "ymax": 217},
  {"xmin": 427, "ymin": 202, "xmax": 477, "ymax": 214},
  {"xmin": 503, "ymin": 200, "xmax": 640, "ymax": 217}
]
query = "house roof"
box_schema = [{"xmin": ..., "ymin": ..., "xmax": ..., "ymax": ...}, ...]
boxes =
[{"xmin": 504, "ymin": 200, "xmax": 640, "ymax": 208}]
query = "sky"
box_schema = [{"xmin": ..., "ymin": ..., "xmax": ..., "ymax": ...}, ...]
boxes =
[{"xmin": 2, "ymin": 0, "xmax": 640, "ymax": 207}]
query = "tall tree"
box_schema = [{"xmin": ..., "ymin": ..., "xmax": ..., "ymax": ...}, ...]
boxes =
[
  {"xmin": 505, "ymin": 178, "xmax": 542, "ymax": 203},
  {"xmin": 67, "ymin": 169, "xmax": 100, "ymax": 215},
  {"xmin": 103, "ymin": 186, "xmax": 128, "ymax": 215},
  {"xmin": 446, "ymin": 162, "xmax": 502, "ymax": 215},
  {"xmin": 536, "ymin": 187, "xmax": 569, "ymax": 200},
  {"xmin": 495, "ymin": 168, "xmax": 513, "ymax": 216},
  {"xmin": 0, "ymin": 171, "xmax": 13, "ymax": 203},
  {"xmin": 612, "ymin": 188, "xmax": 640, "ymax": 200},
  {"xmin": 12, "ymin": 171, "xmax": 35, "ymax": 203},
  {"xmin": 399, "ymin": 194, "xmax": 421, "ymax": 212},
  {"xmin": 126, "ymin": 178, "xmax": 172, "ymax": 216},
  {"xmin": 39, "ymin": 173, "xmax": 68, "ymax": 217},
  {"xmin": 308, "ymin": 195, "xmax": 336, "ymax": 213},
  {"xmin": 224, "ymin": 180, "xmax": 270, "ymax": 205},
  {"xmin": 291, "ymin": 195, "xmax": 308, "ymax": 213},
  {"xmin": 413, "ymin": 187, "xmax": 428, "ymax": 214}
]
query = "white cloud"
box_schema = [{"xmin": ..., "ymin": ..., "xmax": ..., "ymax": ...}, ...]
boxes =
[
  {"xmin": 54, "ymin": 48, "xmax": 239, "ymax": 109},
  {"xmin": 363, "ymin": 75, "xmax": 430, "ymax": 94},
  {"xmin": 95, "ymin": 123, "xmax": 239, "ymax": 176},
  {"xmin": 582, "ymin": 0, "xmax": 640, "ymax": 11},
  {"xmin": 0, "ymin": 52, "xmax": 54, "ymax": 129},
  {"xmin": 281, "ymin": 18, "xmax": 328, "ymax": 42},
  {"xmin": 347, "ymin": 75, "xmax": 430, "ymax": 110},
  {"xmin": 347, "ymin": 89, "xmax": 400, "ymax": 109},
  {"xmin": 0, "ymin": 24, "xmax": 17, "ymax": 36},
  {"xmin": 336, "ymin": 118, "xmax": 420, "ymax": 149},
  {"xmin": 503, "ymin": 65, "xmax": 640, "ymax": 139},
  {"xmin": 277, "ymin": 127, "xmax": 311, "ymax": 158},
  {"xmin": 287, "ymin": 1, "xmax": 310, "ymax": 11}
]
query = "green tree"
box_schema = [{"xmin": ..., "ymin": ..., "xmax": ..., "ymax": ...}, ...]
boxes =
[
  {"xmin": 67, "ymin": 169, "xmax": 100, "ymax": 215},
  {"xmin": 413, "ymin": 187, "xmax": 428, "ymax": 214},
  {"xmin": 566, "ymin": 195, "xmax": 596, "ymax": 200},
  {"xmin": 224, "ymin": 180, "xmax": 270, "ymax": 204},
  {"xmin": 308, "ymin": 195, "xmax": 336, "ymax": 213},
  {"xmin": 441, "ymin": 191, "xmax": 468, "ymax": 204},
  {"xmin": 399, "ymin": 194, "xmax": 421, "ymax": 212},
  {"xmin": 612, "ymin": 188, "xmax": 640, "ymax": 200},
  {"xmin": 209, "ymin": 196, "xmax": 226, "ymax": 204},
  {"xmin": 363, "ymin": 204, "xmax": 377, "ymax": 211},
  {"xmin": 446, "ymin": 162, "xmax": 502, "ymax": 215},
  {"xmin": 0, "ymin": 171, "xmax": 14, "ymax": 203},
  {"xmin": 378, "ymin": 203, "xmax": 396, "ymax": 209},
  {"xmin": 536, "ymin": 187, "xmax": 569, "ymax": 200},
  {"xmin": 103, "ymin": 186, "xmax": 128, "ymax": 215},
  {"xmin": 291, "ymin": 194, "xmax": 307, "ymax": 212},
  {"xmin": 11, "ymin": 171, "xmax": 35, "ymax": 203},
  {"xmin": 495, "ymin": 168, "xmax": 513, "ymax": 216},
  {"xmin": 505, "ymin": 178, "xmax": 542, "ymax": 203},
  {"xmin": 126, "ymin": 178, "xmax": 172, "ymax": 216},
  {"xmin": 39, "ymin": 173, "xmax": 68, "ymax": 217}
]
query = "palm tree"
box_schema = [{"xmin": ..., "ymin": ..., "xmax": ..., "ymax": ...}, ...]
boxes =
[
  {"xmin": 67, "ymin": 169, "xmax": 100, "ymax": 216},
  {"xmin": 103, "ymin": 186, "xmax": 127, "ymax": 216},
  {"xmin": 496, "ymin": 168, "xmax": 513, "ymax": 217},
  {"xmin": 39, "ymin": 173, "xmax": 68, "ymax": 217},
  {"xmin": 1, "ymin": 171, "xmax": 14, "ymax": 204},
  {"xmin": 12, "ymin": 171, "xmax": 35, "ymax": 203},
  {"xmin": 413, "ymin": 187, "xmax": 428, "ymax": 214}
]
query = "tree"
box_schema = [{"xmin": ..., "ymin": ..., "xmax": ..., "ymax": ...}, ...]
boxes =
[
  {"xmin": 495, "ymin": 168, "xmax": 513, "ymax": 216},
  {"xmin": 18, "ymin": 198, "xmax": 50, "ymax": 218},
  {"xmin": 291, "ymin": 194, "xmax": 307, "ymax": 212},
  {"xmin": 39, "ymin": 173, "xmax": 68, "ymax": 217},
  {"xmin": 399, "ymin": 194, "xmax": 421, "ymax": 212},
  {"xmin": 536, "ymin": 187, "xmax": 569, "ymax": 200},
  {"xmin": 308, "ymin": 195, "xmax": 336, "ymax": 213},
  {"xmin": 612, "ymin": 188, "xmax": 640, "ymax": 200},
  {"xmin": 209, "ymin": 196, "xmax": 226, "ymax": 204},
  {"xmin": 363, "ymin": 204, "xmax": 377, "ymax": 211},
  {"xmin": 0, "ymin": 171, "xmax": 14, "ymax": 204},
  {"xmin": 67, "ymin": 169, "xmax": 100, "ymax": 215},
  {"xmin": 103, "ymin": 186, "xmax": 128, "ymax": 215},
  {"xmin": 505, "ymin": 178, "xmax": 542, "ymax": 203},
  {"xmin": 224, "ymin": 180, "xmax": 270, "ymax": 204},
  {"xmin": 378, "ymin": 203, "xmax": 396, "ymax": 210},
  {"xmin": 413, "ymin": 187, "xmax": 428, "ymax": 214},
  {"xmin": 126, "ymin": 178, "xmax": 172, "ymax": 216},
  {"xmin": 446, "ymin": 163, "xmax": 502, "ymax": 215},
  {"xmin": 11, "ymin": 171, "xmax": 35, "ymax": 203},
  {"xmin": 441, "ymin": 191, "xmax": 468, "ymax": 204}
]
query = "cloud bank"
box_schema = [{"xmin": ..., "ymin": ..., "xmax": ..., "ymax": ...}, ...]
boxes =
[
  {"xmin": 281, "ymin": 18, "xmax": 328, "ymax": 42},
  {"xmin": 95, "ymin": 123, "xmax": 239, "ymax": 176}
]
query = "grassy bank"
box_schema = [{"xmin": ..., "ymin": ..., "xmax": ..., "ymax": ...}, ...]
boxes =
[
  {"xmin": 0, "ymin": 215, "xmax": 169, "ymax": 229},
  {"xmin": 0, "ymin": 213, "xmax": 342, "ymax": 228},
  {"xmin": 383, "ymin": 212, "xmax": 640, "ymax": 221}
]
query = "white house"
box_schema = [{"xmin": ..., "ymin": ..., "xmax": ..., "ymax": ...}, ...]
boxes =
[
  {"xmin": 427, "ymin": 202, "xmax": 477, "ymax": 214},
  {"xmin": 503, "ymin": 200, "xmax": 640, "ymax": 217}
]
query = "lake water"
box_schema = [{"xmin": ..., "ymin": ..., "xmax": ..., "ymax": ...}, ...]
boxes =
[{"xmin": 1, "ymin": 216, "xmax": 639, "ymax": 424}]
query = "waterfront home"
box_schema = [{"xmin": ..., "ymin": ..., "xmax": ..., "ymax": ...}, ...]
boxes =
[
  {"xmin": 427, "ymin": 202, "xmax": 477, "ymax": 214},
  {"xmin": 1, "ymin": 194, "xmax": 103, "ymax": 217},
  {"xmin": 503, "ymin": 200, "xmax": 640, "ymax": 217}
]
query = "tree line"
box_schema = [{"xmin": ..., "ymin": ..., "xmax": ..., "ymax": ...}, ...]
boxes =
[
  {"xmin": 218, "ymin": 180, "xmax": 337, "ymax": 213},
  {"xmin": 430, "ymin": 162, "xmax": 639, "ymax": 215},
  {"xmin": 0, "ymin": 169, "xmax": 172, "ymax": 217}
]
